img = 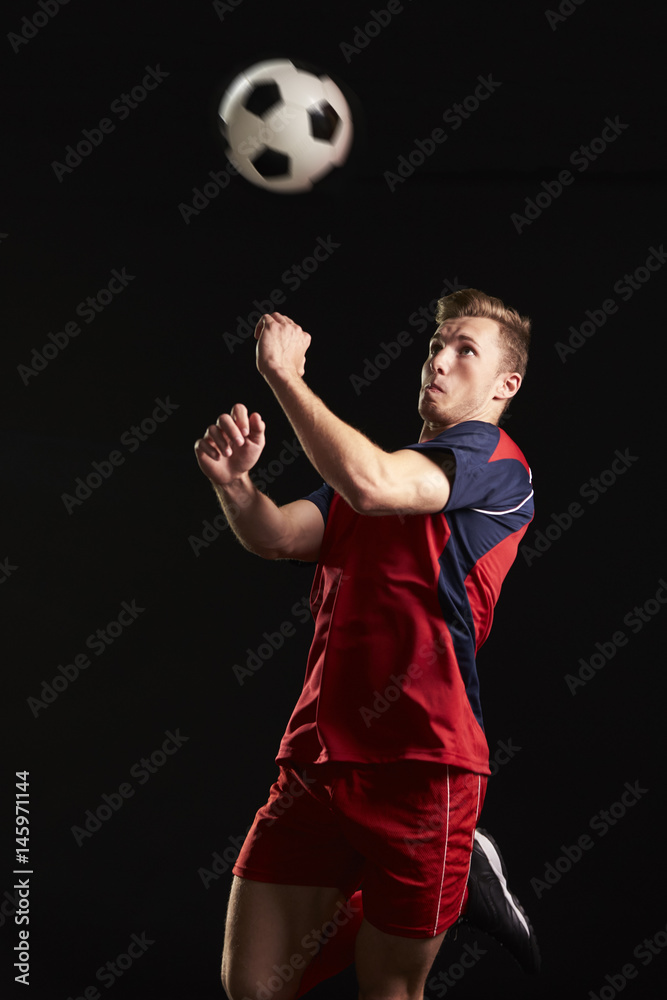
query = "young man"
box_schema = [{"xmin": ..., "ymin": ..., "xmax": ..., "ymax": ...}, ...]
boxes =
[{"xmin": 195, "ymin": 289, "xmax": 539, "ymax": 1000}]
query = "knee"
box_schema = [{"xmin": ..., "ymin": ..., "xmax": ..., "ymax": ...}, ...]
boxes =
[
  {"xmin": 221, "ymin": 962, "xmax": 255, "ymax": 1000},
  {"xmin": 221, "ymin": 965, "xmax": 253, "ymax": 1000},
  {"xmin": 358, "ymin": 990, "xmax": 417, "ymax": 1000},
  {"xmin": 358, "ymin": 987, "xmax": 425, "ymax": 1000},
  {"xmin": 221, "ymin": 955, "xmax": 248, "ymax": 1000},
  {"xmin": 221, "ymin": 963, "xmax": 302, "ymax": 1000}
]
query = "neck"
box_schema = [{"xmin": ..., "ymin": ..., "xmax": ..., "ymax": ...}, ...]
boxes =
[{"xmin": 418, "ymin": 414, "xmax": 498, "ymax": 442}]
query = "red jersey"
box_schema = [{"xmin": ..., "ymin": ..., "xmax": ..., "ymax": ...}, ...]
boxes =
[{"xmin": 276, "ymin": 421, "xmax": 534, "ymax": 775}]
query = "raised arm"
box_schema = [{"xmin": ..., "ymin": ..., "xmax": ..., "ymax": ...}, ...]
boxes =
[
  {"xmin": 194, "ymin": 404, "xmax": 325, "ymax": 560},
  {"xmin": 255, "ymin": 313, "xmax": 453, "ymax": 515}
]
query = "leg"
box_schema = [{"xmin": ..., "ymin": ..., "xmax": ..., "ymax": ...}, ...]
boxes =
[
  {"xmin": 295, "ymin": 888, "xmax": 364, "ymax": 997},
  {"xmin": 221, "ymin": 875, "xmax": 349, "ymax": 1000},
  {"xmin": 333, "ymin": 764, "xmax": 482, "ymax": 1000},
  {"xmin": 355, "ymin": 918, "xmax": 446, "ymax": 1000},
  {"xmin": 222, "ymin": 764, "xmax": 367, "ymax": 998}
]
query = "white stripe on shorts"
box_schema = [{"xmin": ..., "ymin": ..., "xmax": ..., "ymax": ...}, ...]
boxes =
[
  {"xmin": 455, "ymin": 774, "xmax": 482, "ymax": 923},
  {"xmin": 431, "ymin": 765, "xmax": 451, "ymax": 936}
]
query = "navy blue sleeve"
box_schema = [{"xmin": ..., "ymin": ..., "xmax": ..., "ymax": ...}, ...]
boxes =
[
  {"xmin": 301, "ymin": 482, "xmax": 335, "ymax": 524},
  {"xmin": 403, "ymin": 422, "xmax": 533, "ymax": 518}
]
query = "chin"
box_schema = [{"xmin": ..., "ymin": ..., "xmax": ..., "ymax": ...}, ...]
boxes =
[{"xmin": 420, "ymin": 394, "xmax": 447, "ymax": 418}]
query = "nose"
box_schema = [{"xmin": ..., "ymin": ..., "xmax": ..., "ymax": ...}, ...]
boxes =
[{"xmin": 430, "ymin": 346, "xmax": 451, "ymax": 375}]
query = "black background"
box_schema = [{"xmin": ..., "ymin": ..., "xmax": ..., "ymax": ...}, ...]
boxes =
[{"xmin": 3, "ymin": 1, "xmax": 666, "ymax": 998}]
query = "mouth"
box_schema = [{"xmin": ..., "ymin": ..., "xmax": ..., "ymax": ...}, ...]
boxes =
[{"xmin": 424, "ymin": 382, "xmax": 444, "ymax": 394}]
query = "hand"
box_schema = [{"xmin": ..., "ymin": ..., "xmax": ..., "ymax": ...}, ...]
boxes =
[
  {"xmin": 254, "ymin": 312, "xmax": 310, "ymax": 382},
  {"xmin": 194, "ymin": 404, "xmax": 266, "ymax": 486}
]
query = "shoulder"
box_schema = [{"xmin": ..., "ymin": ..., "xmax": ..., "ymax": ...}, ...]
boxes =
[{"xmin": 405, "ymin": 421, "xmax": 503, "ymax": 465}]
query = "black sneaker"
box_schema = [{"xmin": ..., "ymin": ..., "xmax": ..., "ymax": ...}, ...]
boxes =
[{"xmin": 462, "ymin": 828, "xmax": 541, "ymax": 974}]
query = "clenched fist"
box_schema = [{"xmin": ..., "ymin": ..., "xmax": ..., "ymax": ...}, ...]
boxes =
[
  {"xmin": 255, "ymin": 311, "xmax": 310, "ymax": 381},
  {"xmin": 194, "ymin": 403, "xmax": 265, "ymax": 487}
]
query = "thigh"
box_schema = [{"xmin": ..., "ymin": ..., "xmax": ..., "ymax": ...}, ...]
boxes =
[
  {"xmin": 355, "ymin": 917, "xmax": 447, "ymax": 1000},
  {"xmin": 222, "ymin": 875, "xmax": 351, "ymax": 1000}
]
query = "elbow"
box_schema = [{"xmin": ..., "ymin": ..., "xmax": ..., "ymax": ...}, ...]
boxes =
[
  {"xmin": 242, "ymin": 538, "xmax": 307, "ymax": 561},
  {"xmin": 236, "ymin": 538, "xmax": 282, "ymax": 560},
  {"xmin": 337, "ymin": 454, "xmax": 397, "ymax": 515},
  {"xmin": 349, "ymin": 491, "xmax": 376, "ymax": 515},
  {"xmin": 346, "ymin": 484, "xmax": 392, "ymax": 516},
  {"xmin": 252, "ymin": 548, "xmax": 280, "ymax": 560},
  {"xmin": 340, "ymin": 463, "xmax": 403, "ymax": 515},
  {"xmin": 344, "ymin": 472, "xmax": 399, "ymax": 515}
]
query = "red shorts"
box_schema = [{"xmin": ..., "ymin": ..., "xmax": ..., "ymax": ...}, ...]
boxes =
[{"xmin": 233, "ymin": 760, "xmax": 487, "ymax": 938}]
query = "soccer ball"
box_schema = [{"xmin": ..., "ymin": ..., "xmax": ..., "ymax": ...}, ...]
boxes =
[{"xmin": 218, "ymin": 59, "xmax": 354, "ymax": 194}]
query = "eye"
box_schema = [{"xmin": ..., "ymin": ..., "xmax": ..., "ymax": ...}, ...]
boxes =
[{"xmin": 459, "ymin": 346, "xmax": 476, "ymax": 356}]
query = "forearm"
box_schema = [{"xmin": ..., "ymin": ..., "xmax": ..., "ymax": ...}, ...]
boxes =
[
  {"xmin": 266, "ymin": 372, "xmax": 388, "ymax": 511},
  {"xmin": 213, "ymin": 473, "xmax": 295, "ymax": 558}
]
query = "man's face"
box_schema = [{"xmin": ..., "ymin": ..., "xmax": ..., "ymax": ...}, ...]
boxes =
[{"xmin": 418, "ymin": 316, "xmax": 514, "ymax": 434}]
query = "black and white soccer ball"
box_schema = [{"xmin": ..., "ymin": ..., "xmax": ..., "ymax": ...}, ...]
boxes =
[{"xmin": 218, "ymin": 59, "xmax": 353, "ymax": 194}]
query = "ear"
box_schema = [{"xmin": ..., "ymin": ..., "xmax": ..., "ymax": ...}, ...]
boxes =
[{"xmin": 494, "ymin": 372, "xmax": 522, "ymax": 400}]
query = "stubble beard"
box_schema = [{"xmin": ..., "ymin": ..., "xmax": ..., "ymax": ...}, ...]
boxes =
[
  {"xmin": 419, "ymin": 384, "xmax": 458, "ymax": 423},
  {"xmin": 418, "ymin": 386, "xmax": 491, "ymax": 431}
]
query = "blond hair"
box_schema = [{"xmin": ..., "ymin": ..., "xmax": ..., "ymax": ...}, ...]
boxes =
[{"xmin": 435, "ymin": 288, "xmax": 531, "ymax": 379}]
